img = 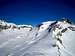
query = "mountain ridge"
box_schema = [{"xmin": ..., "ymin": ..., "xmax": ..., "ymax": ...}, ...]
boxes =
[{"xmin": 0, "ymin": 18, "xmax": 75, "ymax": 56}]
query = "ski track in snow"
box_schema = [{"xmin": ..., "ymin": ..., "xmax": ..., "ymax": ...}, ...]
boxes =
[
  {"xmin": 13, "ymin": 31, "xmax": 49, "ymax": 56},
  {"xmin": 0, "ymin": 29, "xmax": 57, "ymax": 56},
  {"xmin": 0, "ymin": 20, "xmax": 75, "ymax": 56}
]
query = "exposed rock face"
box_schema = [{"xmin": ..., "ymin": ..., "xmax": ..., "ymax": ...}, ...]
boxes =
[{"xmin": 0, "ymin": 18, "xmax": 75, "ymax": 56}]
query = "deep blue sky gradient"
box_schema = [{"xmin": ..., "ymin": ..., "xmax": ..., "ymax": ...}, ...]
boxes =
[{"xmin": 0, "ymin": 0, "xmax": 75, "ymax": 25}]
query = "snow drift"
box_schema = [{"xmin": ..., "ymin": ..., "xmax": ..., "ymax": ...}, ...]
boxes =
[{"xmin": 0, "ymin": 18, "xmax": 75, "ymax": 56}]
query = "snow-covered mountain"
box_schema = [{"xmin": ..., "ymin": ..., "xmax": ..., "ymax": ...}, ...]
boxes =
[
  {"xmin": 0, "ymin": 20, "xmax": 33, "ymax": 31},
  {"xmin": 0, "ymin": 18, "xmax": 75, "ymax": 56}
]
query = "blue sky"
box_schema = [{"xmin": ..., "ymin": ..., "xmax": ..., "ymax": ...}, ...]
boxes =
[{"xmin": 0, "ymin": 0, "xmax": 75, "ymax": 25}]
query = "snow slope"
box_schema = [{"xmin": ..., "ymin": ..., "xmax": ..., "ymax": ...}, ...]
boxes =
[{"xmin": 0, "ymin": 19, "xmax": 75, "ymax": 56}]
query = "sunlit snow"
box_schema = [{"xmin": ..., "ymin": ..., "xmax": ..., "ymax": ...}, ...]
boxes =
[{"xmin": 0, "ymin": 19, "xmax": 75, "ymax": 56}]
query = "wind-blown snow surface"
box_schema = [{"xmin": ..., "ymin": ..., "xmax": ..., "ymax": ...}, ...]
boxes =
[
  {"xmin": 60, "ymin": 29, "xmax": 75, "ymax": 56},
  {"xmin": 0, "ymin": 20, "xmax": 75, "ymax": 56}
]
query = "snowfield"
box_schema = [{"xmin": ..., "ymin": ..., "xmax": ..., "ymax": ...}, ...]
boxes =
[{"xmin": 0, "ymin": 19, "xmax": 75, "ymax": 56}]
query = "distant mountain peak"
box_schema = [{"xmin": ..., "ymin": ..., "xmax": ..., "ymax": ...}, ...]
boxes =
[
  {"xmin": 0, "ymin": 18, "xmax": 75, "ymax": 32},
  {"xmin": 0, "ymin": 20, "xmax": 33, "ymax": 31},
  {"xmin": 0, "ymin": 18, "xmax": 75, "ymax": 56},
  {"xmin": 36, "ymin": 18, "xmax": 74, "ymax": 32}
]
